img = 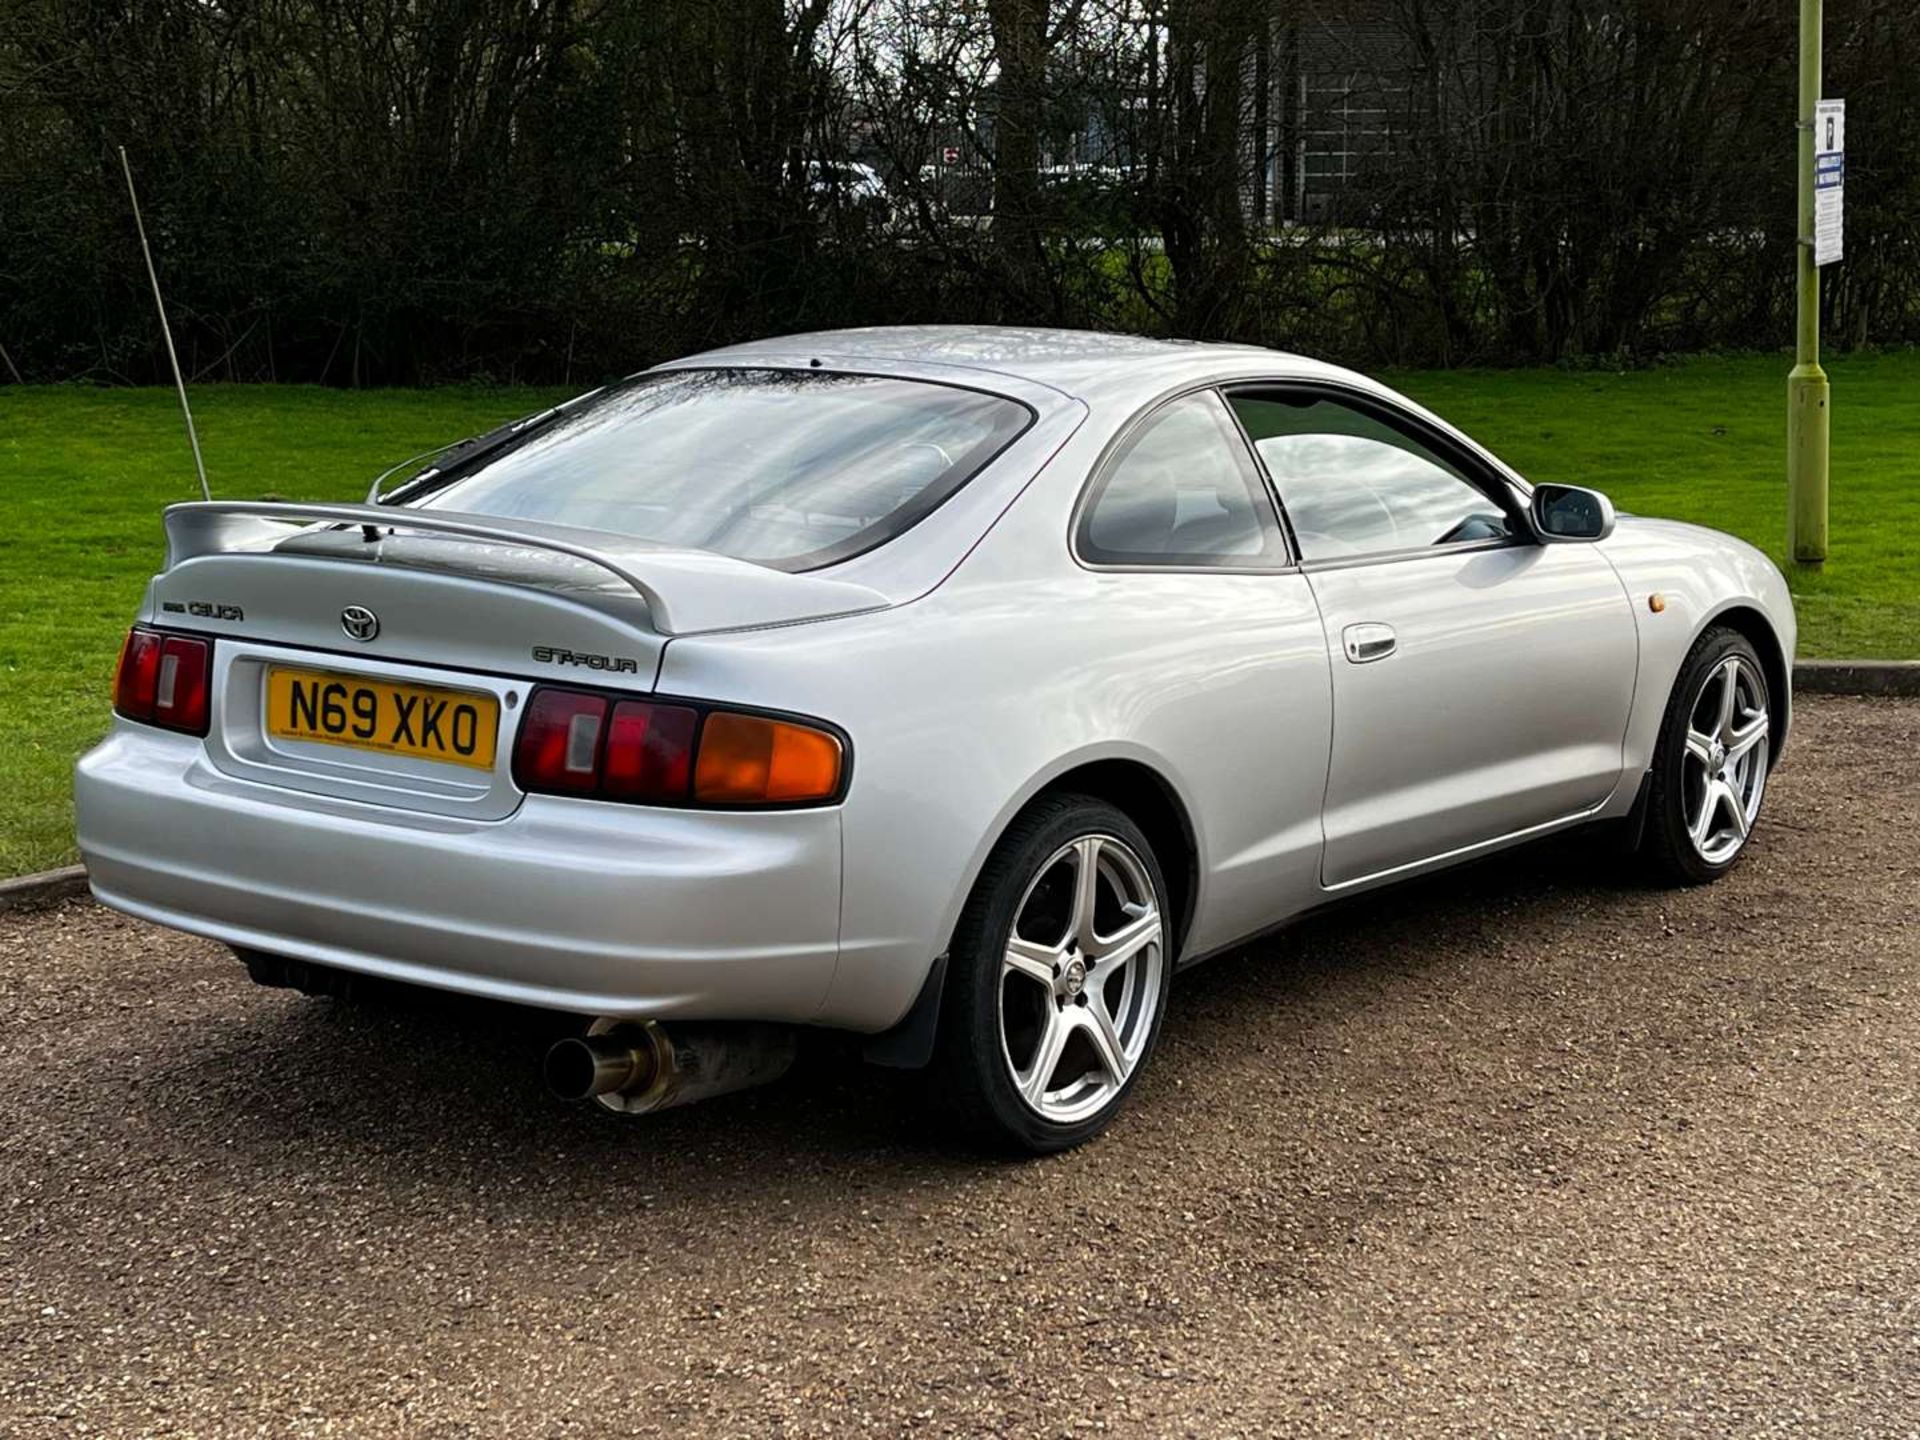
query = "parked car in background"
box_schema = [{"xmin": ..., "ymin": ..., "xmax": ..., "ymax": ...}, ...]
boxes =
[
  {"xmin": 807, "ymin": 160, "xmax": 892, "ymax": 226},
  {"xmin": 76, "ymin": 327, "xmax": 1794, "ymax": 1152}
]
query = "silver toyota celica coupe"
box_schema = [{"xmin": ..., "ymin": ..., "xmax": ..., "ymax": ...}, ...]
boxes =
[{"xmin": 77, "ymin": 327, "xmax": 1794, "ymax": 1152}]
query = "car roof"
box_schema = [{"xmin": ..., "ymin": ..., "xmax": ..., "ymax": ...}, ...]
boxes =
[{"xmin": 670, "ymin": 325, "xmax": 1371, "ymax": 410}]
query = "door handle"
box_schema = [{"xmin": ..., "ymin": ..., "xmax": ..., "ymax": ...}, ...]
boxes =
[{"xmin": 1342, "ymin": 622, "xmax": 1397, "ymax": 664}]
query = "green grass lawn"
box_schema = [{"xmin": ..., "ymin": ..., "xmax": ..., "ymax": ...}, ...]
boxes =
[
  {"xmin": 1393, "ymin": 352, "xmax": 1920, "ymax": 660},
  {"xmin": 0, "ymin": 384, "xmax": 569, "ymax": 877},
  {"xmin": 3, "ymin": 352, "xmax": 1916, "ymax": 874}
]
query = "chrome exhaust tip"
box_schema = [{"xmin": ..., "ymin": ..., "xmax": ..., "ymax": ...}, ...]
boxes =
[
  {"xmin": 543, "ymin": 1031, "xmax": 661, "ymax": 1103},
  {"xmin": 544, "ymin": 1019, "xmax": 797, "ymax": 1115}
]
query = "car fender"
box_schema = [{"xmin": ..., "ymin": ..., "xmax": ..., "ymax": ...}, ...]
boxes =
[
  {"xmin": 860, "ymin": 736, "xmax": 1204, "ymax": 1069},
  {"xmin": 936, "ymin": 735, "xmax": 1209, "ymax": 955},
  {"xmin": 1599, "ymin": 517, "xmax": 1797, "ymax": 781}
]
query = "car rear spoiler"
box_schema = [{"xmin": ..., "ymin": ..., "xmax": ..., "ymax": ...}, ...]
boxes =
[{"xmin": 161, "ymin": 501, "xmax": 891, "ymax": 637}]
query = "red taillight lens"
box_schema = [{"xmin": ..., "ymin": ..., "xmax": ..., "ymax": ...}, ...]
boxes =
[
  {"xmin": 512, "ymin": 689, "xmax": 608, "ymax": 794},
  {"xmin": 512, "ymin": 686, "xmax": 844, "ymax": 808},
  {"xmin": 114, "ymin": 628, "xmax": 211, "ymax": 736},
  {"xmin": 602, "ymin": 700, "xmax": 698, "ymax": 801},
  {"xmin": 113, "ymin": 629, "xmax": 163, "ymax": 721},
  {"xmin": 154, "ymin": 634, "xmax": 211, "ymax": 734}
]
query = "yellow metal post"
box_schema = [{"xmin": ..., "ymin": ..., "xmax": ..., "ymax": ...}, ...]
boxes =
[{"xmin": 1787, "ymin": 0, "xmax": 1828, "ymax": 567}]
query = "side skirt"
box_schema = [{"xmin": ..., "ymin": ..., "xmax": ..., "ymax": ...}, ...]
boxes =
[{"xmin": 1177, "ymin": 786, "xmax": 1647, "ymax": 972}]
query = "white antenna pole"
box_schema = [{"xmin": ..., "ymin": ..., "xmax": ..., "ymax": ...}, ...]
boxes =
[{"xmin": 119, "ymin": 146, "xmax": 210, "ymax": 501}]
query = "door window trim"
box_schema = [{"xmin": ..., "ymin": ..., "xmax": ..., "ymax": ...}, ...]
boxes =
[
  {"xmin": 1069, "ymin": 383, "xmax": 1299, "ymax": 574},
  {"xmin": 1223, "ymin": 380, "xmax": 1535, "ymax": 572}
]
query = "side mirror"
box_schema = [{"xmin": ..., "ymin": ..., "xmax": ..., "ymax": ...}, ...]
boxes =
[{"xmin": 1531, "ymin": 483, "xmax": 1615, "ymax": 543}]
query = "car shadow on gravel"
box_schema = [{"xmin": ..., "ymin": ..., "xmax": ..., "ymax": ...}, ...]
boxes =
[{"xmin": 127, "ymin": 828, "xmax": 1666, "ymax": 1212}]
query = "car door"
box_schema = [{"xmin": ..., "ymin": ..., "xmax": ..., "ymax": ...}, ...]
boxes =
[
  {"xmin": 1071, "ymin": 388, "xmax": 1333, "ymax": 956},
  {"xmin": 1227, "ymin": 384, "xmax": 1638, "ymax": 889}
]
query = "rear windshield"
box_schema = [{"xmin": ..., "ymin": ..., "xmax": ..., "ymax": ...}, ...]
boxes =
[{"xmin": 407, "ymin": 368, "xmax": 1033, "ymax": 571}]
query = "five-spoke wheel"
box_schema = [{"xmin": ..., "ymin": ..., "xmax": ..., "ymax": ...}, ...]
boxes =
[
  {"xmin": 999, "ymin": 834, "xmax": 1164, "ymax": 1126},
  {"xmin": 931, "ymin": 796, "xmax": 1172, "ymax": 1152},
  {"xmin": 1642, "ymin": 627, "xmax": 1774, "ymax": 884},
  {"xmin": 1680, "ymin": 653, "xmax": 1770, "ymax": 866}
]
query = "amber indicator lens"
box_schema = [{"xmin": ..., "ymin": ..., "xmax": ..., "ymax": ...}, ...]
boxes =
[{"xmin": 694, "ymin": 713, "xmax": 844, "ymax": 805}]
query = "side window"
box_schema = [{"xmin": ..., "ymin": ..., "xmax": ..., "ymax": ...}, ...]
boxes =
[
  {"xmin": 1230, "ymin": 393, "xmax": 1512, "ymax": 562},
  {"xmin": 1078, "ymin": 392, "xmax": 1287, "ymax": 567}
]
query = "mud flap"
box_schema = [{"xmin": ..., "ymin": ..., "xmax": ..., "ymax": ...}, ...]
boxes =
[{"xmin": 859, "ymin": 953, "xmax": 948, "ymax": 1070}]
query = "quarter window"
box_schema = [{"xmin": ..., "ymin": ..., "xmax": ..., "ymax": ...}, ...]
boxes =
[
  {"xmin": 1230, "ymin": 393, "xmax": 1512, "ymax": 561},
  {"xmin": 1078, "ymin": 392, "xmax": 1287, "ymax": 567}
]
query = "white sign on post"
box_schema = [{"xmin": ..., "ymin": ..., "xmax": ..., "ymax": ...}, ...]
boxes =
[{"xmin": 1814, "ymin": 98, "xmax": 1845, "ymax": 267}]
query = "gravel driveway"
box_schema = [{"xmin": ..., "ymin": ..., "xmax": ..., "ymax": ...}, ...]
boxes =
[{"xmin": 3, "ymin": 695, "xmax": 1916, "ymax": 1438}]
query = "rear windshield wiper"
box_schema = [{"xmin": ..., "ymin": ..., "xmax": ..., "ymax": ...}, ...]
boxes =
[
  {"xmin": 372, "ymin": 389, "xmax": 604, "ymax": 506},
  {"xmin": 375, "ymin": 412, "xmax": 557, "ymax": 505}
]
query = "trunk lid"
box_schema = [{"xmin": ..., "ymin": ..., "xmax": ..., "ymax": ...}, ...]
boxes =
[
  {"xmin": 149, "ymin": 501, "xmax": 890, "ymax": 817},
  {"xmin": 162, "ymin": 501, "xmax": 893, "ymax": 638}
]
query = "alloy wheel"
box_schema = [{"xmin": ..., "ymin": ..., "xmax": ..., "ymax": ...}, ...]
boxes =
[
  {"xmin": 998, "ymin": 834, "xmax": 1165, "ymax": 1125},
  {"xmin": 1682, "ymin": 654, "xmax": 1770, "ymax": 866}
]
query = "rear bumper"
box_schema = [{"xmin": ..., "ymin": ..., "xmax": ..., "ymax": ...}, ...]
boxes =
[{"xmin": 75, "ymin": 722, "xmax": 843, "ymax": 1022}]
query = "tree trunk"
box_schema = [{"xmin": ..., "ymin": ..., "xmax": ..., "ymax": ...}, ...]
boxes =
[{"xmin": 987, "ymin": 0, "xmax": 1049, "ymax": 308}]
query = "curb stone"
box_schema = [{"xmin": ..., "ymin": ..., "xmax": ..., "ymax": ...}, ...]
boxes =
[
  {"xmin": 0, "ymin": 865, "xmax": 90, "ymax": 912},
  {"xmin": 1792, "ymin": 660, "xmax": 1920, "ymax": 698}
]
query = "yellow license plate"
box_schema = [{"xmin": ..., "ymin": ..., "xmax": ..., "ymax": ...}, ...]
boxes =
[{"xmin": 265, "ymin": 668, "xmax": 499, "ymax": 770}]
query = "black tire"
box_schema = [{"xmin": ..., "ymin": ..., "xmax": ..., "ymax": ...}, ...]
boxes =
[
  {"xmin": 928, "ymin": 795, "xmax": 1174, "ymax": 1154},
  {"xmin": 1639, "ymin": 626, "xmax": 1773, "ymax": 886}
]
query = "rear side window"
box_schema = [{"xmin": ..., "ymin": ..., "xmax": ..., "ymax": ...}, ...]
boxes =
[
  {"xmin": 409, "ymin": 369, "xmax": 1032, "ymax": 572},
  {"xmin": 1077, "ymin": 392, "xmax": 1287, "ymax": 567}
]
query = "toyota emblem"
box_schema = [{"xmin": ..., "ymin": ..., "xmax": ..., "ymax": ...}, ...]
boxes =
[{"xmin": 340, "ymin": 605, "xmax": 380, "ymax": 642}]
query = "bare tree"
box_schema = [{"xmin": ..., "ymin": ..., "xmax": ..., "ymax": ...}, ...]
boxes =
[{"xmin": 1, "ymin": 0, "xmax": 1915, "ymax": 381}]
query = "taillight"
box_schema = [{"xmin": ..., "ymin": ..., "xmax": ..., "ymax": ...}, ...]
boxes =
[
  {"xmin": 512, "ymin": 686, "xmax": 843, "ymax": 808},
  {"xmin": 113, "ymin": 629, "xmax": 163, "ymax": 722},
  {"xmin": 512, "ymin": 689, "xmax": 609, "ymax": 794},
  {"xmin": 603, "ymin": 700, "xmax": 698, "ymax": 801},
  {"xmin": 154, "ymin": 634, "xmax": 211, "ymax": 733},
  {"xmin": 694, "ymin": 712, "xmax": 844, "ymax": 805},
  {"xmin": 114, "ymin": 627, "xmax": 212, "ymax": 736}
]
